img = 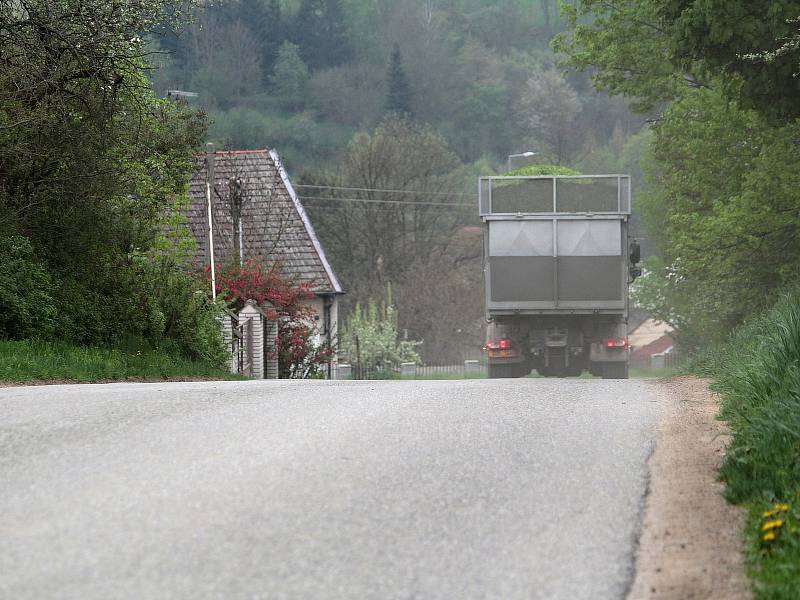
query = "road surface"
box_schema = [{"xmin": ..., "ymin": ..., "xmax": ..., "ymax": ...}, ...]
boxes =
[{"xmin": 0, "ymin": 379, "xmax": 660, "ymax": 599}]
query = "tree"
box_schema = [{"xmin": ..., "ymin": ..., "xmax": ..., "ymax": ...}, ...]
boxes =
[
  {"xmin": 515, "ymin": 69, "xmax": 582, "ymax": 164},
  {"xmin": 555, "ymin": 0, "xmax": 800, "ymax": 123},
  {"xmin": 0, "ymin": 0, "xmax": 210, "ymax": 348},
  {"xmin": 385, "ymin": 44, "xmax": 413, "ymax": 116},
  {"xmin": 263, "ymin": 0, "xmax": 284, "ymax": 76},
  {"xmin": 341, "ymin": 289, "xmax": 421, "ymax": 370},
  {"xmin": 302, "ymin": 117, "xmax": 486, "ymax": 362},
  {"xmin": 656, "ymin": 0, "xmax": 800, "ymax": 123},
  {"xmin": 311, "ymin": 62, "xmax": 385, "ymax": 126},
  {"xmin": 270, "ymin": 41, "xmax": 310, "ymax": 111},
  {"xmin": 190, "ymin": 20, "xmax": 264, "ymax": 108},
  {"xmin": 557, "ymin": 0, "xmax": 800, "ymax": 347},
  {"xmin": 553, "ymin": 0, "xmax": 685, "ymax": 113},
  {"xmin": 292, "ymin": 0, "xmax": 352, "ymax": 70},
  {"xmin": 238, "ymin": 0, "xmax": 283, "ymax": 81}
]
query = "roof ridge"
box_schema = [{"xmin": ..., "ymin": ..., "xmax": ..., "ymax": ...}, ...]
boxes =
[{"xmin": 194, "ymin": 148, "xmax": 271, "ymax": 157}]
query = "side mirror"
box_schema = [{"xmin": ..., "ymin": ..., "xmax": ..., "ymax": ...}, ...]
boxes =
[{"xmin": 629, "ymin": 240, "xmax": 641, "ymax": 265}]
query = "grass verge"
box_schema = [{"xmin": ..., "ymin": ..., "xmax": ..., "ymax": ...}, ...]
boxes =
[
  {"xmin": 693, "ymin": 290, "xmax": 800, "ymax": 598},
  {"xmin": 0, "ymin": 339, "xmax": 240, "ymax": 384}
]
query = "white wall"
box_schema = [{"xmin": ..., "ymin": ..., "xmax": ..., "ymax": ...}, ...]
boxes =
[{"xmin": 301, "ymin": 294, "xmax": 340, "ymax": 368}]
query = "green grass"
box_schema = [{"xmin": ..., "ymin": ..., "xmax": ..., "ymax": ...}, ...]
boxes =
[
  {"xmin": 0, "ymin": 339, "xmax": 241, "ymax": 384},
  {"xmin": 693, "ymin": 289, "xmax": 800, "ymax": 598}
]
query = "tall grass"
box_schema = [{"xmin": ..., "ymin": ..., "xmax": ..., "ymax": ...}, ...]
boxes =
[
  {"xmin": 696, "ymin": 288, "xmax": 800, "ymax": 598},
  {"xmin": 0, "ymin": 339, "xmax": 239, "ymax": 383}
]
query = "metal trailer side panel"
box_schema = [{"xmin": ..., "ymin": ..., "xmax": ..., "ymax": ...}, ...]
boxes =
[{"xmin": 484, "ymin": 216, "xmax": 628, "ymax": 316}]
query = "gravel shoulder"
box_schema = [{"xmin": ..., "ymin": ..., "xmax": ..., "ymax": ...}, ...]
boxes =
[{"xmin": 627, "ymin": 377, "xmax": 751, "ymax": 600}]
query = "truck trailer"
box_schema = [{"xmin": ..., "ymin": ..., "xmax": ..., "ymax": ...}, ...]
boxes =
[{"xmin": 480, "ymin": 174, "xmax": 640, "ymax": 379}]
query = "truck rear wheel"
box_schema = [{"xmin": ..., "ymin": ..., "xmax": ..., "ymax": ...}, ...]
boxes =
[{"xmin": 602, "ymin": 362, "xmax": 629, "ymax": 379}]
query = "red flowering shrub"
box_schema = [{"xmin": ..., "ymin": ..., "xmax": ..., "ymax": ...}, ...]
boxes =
[
  {"xmin": 207, "ymin": 259, "xmax": 333, "ymax": 378},
  {"xmin": 209, "ymin": 259, "xmax": 314, "ymax": 317},
  {"xmin": 276, "ymin": 323, "xmax": 336, "ymax": 379}
]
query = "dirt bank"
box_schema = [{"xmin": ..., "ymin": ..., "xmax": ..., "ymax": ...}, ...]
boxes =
[{"xmin": 627, "ymin": 377, "xmax": 751, "ymax": 600}]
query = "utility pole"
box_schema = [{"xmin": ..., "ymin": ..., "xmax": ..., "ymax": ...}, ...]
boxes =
[
  {"xmin": 206, "ymin": 142, "xmax": 217, "ymax": 300},
  {"xmin": 230, "ymin": 177, "xmax": 244, "ymax": 267}
]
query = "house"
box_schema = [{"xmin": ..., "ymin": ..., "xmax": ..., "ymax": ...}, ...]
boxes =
[
  {"xmin": 185, "ymin": 148, "xmax": 343, "ymax": 371},
  {"xmin": 628, "ymin": 318, "xmax": 675, "ymax": 368}
]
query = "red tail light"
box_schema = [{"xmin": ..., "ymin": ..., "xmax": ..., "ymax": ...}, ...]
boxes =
[
  {"xmin": 603, "ymin": 338, "xmax": 628, "ymax": 348},
  {"xmin": 485, "ymin": 339, "xmax": 512, "ymax": 350}
]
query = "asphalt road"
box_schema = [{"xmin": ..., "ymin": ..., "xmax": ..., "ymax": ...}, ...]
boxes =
[{"xmin": 0, "ymin": 379, "xmax": 660, "ymax": 600}]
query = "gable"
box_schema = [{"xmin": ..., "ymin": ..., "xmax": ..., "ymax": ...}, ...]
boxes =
[{"xmin": 186, "ymin": 149, "xmax": 342, "ymax": 294}]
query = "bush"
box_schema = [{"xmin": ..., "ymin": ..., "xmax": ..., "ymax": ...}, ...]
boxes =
[
  {"xmin": 131, "ymin": 253, "xmax": 228, "ymax": 367},
  {"xmin": 341, "ymin": 291, "xmax": 421, "ymax": 369},
  {"xmin": 0, "ymin": 234, "xmax": 56, "ymax": 339}
]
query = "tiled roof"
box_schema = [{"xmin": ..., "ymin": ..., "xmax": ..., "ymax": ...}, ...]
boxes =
[{"xmin": 186, "ymin": 149, "xmax": 342, "ymax": 294}]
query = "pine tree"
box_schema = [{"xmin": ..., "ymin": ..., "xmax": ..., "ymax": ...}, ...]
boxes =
[
  {"xmin": 262, "ymin": 0, "xmax": 283, "ymax": 78},
  {"xmin": 237, "ymin": 0, "xmax": 284, "ymax": 81},
  {"xmin": 322, "ymin": 0, "xmax": 352, "ymax": 67},
  {"xmin": 292, "ymin": 0, "xmax": 351, "ymax": 70},
  {"xmin": 385, "ymin": 44, "xmax": 413, "ymax": 116},
  {"xmin": 270, "ymin": 41, "xmax": 310, "ymax": 111}
]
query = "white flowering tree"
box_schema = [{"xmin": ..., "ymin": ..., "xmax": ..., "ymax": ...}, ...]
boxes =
[{"xmin": 341, "ymin": 292, "xmax": 420, "ymax": 370}]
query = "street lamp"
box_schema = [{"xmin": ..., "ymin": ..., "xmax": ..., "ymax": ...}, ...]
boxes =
[
  {"xmin": 507, "ymin": 151, "xmax": 538, "ymax": 172},
  {"xmin": 166, "ymin": 90, "xmax": 199, "ymax": 101}
]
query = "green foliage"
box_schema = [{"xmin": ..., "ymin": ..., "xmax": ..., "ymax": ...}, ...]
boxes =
[
  {"xmin": 0, "ymin": 339, "xmax": 237, "ymax": 383},
  {"xmin": 292, "ymin": 0, "xmax": 352, "ymax": 70},
  {"xmin": 504, "ymin": 164, "xmax": 580, "ymax": 176},
  {"xmin": 0, "ymin": 234, "xmax": 56, "ymax": 340},
  {"xmin": 271, "ymin": 42, "xmax": 310, "ymax": 111},
  {"xmin": 310, "ymin": 62, "xmax": 384, "ymax": 127},
  {"xmin": 558, "ymin": 0, "xmax": 800, "ymax": 350},
  {"xmin": 0, "ymin": 0, "xmax": 228, "ymax": 369},
  {"xmin": 385, "ymin": 44, "xmax": 413, "ymax": 116},
  {"xmin": 700, "ymin": 289, "xmax": 800, "ymax": 502},
  {"xmin": 342, "ymin": 289, "xmax": 420, "ymax": 369},
  {"xmin": 694, "ymin": 289, "xmax": 800, "ymax": 598},
  {"xmin": 555, "ymin": 0, "xmax": 800, "ymax": 119},
  {"xmin": 658, "ymin": 0, "xmax": 800, "ymax": 123},
  {"xmin": 515, "ymin": 68, "xmax": 582, "ymax": 164},
  {"xmin": 554, "ymin": 0, "xmax": 680, "ymax": 112},
  {"xmin": 209, "ymin": 107, "xmax": 351, "ymax": 167},
  {"xmin": 131, "ymin": 252, "xmax": 228, "ymax": 367},
  {"xmin": 154, "ymin": 0, "xmax": 642, "ymax": 169},
  {"xmin": 633, "ymin": 88, "xmax": 800, "ymax": 348},
  {"xmin": 304, "ymin": 116, "xmax": 487, "ymax": 363}
]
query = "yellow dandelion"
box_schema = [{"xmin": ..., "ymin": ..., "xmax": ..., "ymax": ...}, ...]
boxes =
[
  {"xmin": 762, "ymin": 519, "xmax": 785, "ymax": 531},
  {"xmin": 762, "ymin": 509, "xmax": 777, "ymax": 518},
  {"xmin": 763, "ymin": 531, "xmax": 776, "ymax": 542},
  {"xmin": 775, "ymin": 503, "xmax": 791, "ymax": 513}
]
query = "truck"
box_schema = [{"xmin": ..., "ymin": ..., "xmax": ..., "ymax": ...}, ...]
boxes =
[{"xmin": 480, "ymin": 174, "xmax": 641, "ymax": 379}]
